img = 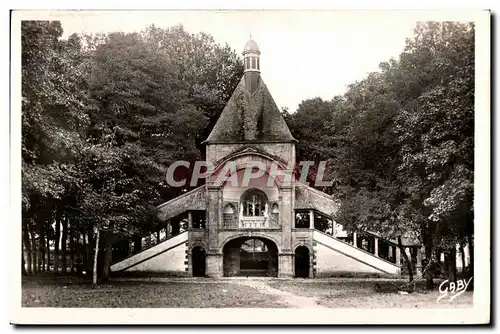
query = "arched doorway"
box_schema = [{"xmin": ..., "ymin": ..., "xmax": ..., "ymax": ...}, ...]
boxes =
[
  {"xmin": 294, "ymin": 246, "xmax": 310, "ymax": 278},
  {"xmin": 192, "ymin": 246, "xmax": 206, "ymax": 277},
  {"xmin": 223, "ymin": 237, "xmax": 278, "ymax": 277}
]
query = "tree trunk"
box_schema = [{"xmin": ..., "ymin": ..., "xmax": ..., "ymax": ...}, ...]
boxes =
[
  {"xmin": 460, "ymin": 243, "xmax": 466, "ymax": 275},
  {"xmin": 61, "ymin": 216, "xmax": 68, "ymax": 274},
  {"xmin": 156, "ymin": 230, "xmax": 160, "ymax": 243},
  {"xmin": 22, "ymin": 251, "xmax": 27, "ymax": 276},
  {"xmin": 82, "ymin": 231, "xmax": 87, "ymax": 268},
  {"xmin": 37, "ymin": 237, "xmax": 42, "ymax": 272},
  {"xmin": 46, "ymin": 227, "xmax": 51, "ymax": 272},
  {"xmin": 23, "ymin": 225, "xmax": 32, "ymax": 275},
  {"xmin": 398, "ymin": 237, "xmax": 413, "ymax": 283},
  {"xmin": 71, "ymin": 229, "xmax": 76, "ymax": 273},
  {"xmin": 424, "ymin": 237, "xmax": 434, "ymax": 290},
  {"xmin": 55, "ymin": 216, "xmax": 61, "ymax": 274},
  {"xmin": 445, "ymin": 248, "xmax": 457, "ymax": 283},
  {"xmin": 41, "ymin": 232, "xmax": 46, "ymax": 272},
  {"xmin": 101, "ymin": 236, "xmax": 112, "ymax": 283},
  {"xmin": 30, "ymin": 230, "xmax": 38, "ymax": 274},
  {"xmin": 92, "ymin": 229, "xmax": 100, "ymax": 288},
  {"xmin": 87, "ymin": 231, "xmax": 92, "ymax": 261},
  {"xmin": 467, "ymin": 234, "xmax": 474, "ymax": 277}
]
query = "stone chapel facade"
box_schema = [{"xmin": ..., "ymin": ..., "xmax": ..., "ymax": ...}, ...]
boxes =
[{"xmin": 111, "ymin": 39, "xmax": 420, "ymax": 278}]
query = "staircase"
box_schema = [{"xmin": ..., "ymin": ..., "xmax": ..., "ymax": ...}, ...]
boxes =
[
  {"xmin": 111, "ymin": 231, "xmax": 188, "ymax": 273},
  {"xmin": 313, "ymin": 229, "xmax": 401, "ymax": 277}
]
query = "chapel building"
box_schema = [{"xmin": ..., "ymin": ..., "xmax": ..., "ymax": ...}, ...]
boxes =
[{"xmin": 110, "ymin": 39, "xmax": 423, "ymax": 278}]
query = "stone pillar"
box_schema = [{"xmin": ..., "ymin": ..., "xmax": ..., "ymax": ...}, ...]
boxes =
[
  {"xmin": 207, "ymin": 186, "xmax": 220, "ymax": 251},
  {"xmin": 187, "ymin": 249, "xmax": 193, "ymax": 276},
  {"xmin": 416, "ymin": 246, "xmax": 423, "ymax": 276},
  {"xmin": 309, "ymin": 210, "xmax": 314, "ymax": 229},
  {"xmin": 278, "ymin": 252, "xmax": 294, "ymax": 277},
  {"xmin": 309, "ymin": 251, "xmax": 314, "ymax": 278},
  {"xmin": 188, "ymin": 211, "xmax": 193, "ymax": 230},
  {"xmin": 395, "ymin": 246, "xmax": 401, "ymax": 266},
  {"xmin": 280, "ymin": 186, "xmax": 293, "ymax": 251},
  {"xmin": 353, "ymin": 232, "xmax": 357, "ymax": 247},
  {"xmin": 206, "ymin": 252, "xmax": 223, "ymax": 278},
  {"xmin": 374, "ymin": 237, "xmax": 379, "ymax": 257}
]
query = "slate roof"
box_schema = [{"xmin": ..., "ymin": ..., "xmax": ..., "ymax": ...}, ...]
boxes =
[
  {"xmin": 294, "ymin": 183, "xmax": 420, "ymax": 246},
  {"xmin": 204, "ymin": 75, "xmax": 296, "ymax": 143},
  {"xmin": 156, "ymin": 186, "xmax": 206, "ymax": 222},
  {"xmin": 294, "ymin": 183, "xmax": 340, "ymax": 216}
]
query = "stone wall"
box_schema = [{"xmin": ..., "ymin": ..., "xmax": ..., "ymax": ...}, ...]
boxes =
[{"xmin": 206, "ymin": 143, "xmax": 295, "ymax": 167}]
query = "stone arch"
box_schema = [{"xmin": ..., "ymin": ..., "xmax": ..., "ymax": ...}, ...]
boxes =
[
  {"xmin": 240, "ymin": 188, "xmax": 269, "ymax": 217},
  {"xmin": 221, "ymin": 235, "xmax": 280, "ymax": 277},
  {"xmin": 294, "ymin": 245, "xmax": 311, "ymax": 278},
  {"xmin": 192, "ymin": 245, "xmax": 206, "ymax": 277},
  {"xmin": 271, "ymin": 203, "xmax": 279, "ymax": 213},
  {"xmin": 190, "ymin": 242, "xmax": 207, "ymax": 253},
  {"xmin": 209, "ymin": 152, "xmax": 291, "ymax": 188},
  {"xmin": 223, "ymin": 203, "xmax": 235, "ymax": 214},
  {"xmin": 292, "ymin": 242, "xmax": 313, "ymax": 254},
  {"xmin": 219, "ymin": 233, "xmax": 282, "ymax": 253}
]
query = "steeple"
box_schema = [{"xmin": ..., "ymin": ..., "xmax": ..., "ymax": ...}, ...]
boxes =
[
  {"xmin": 243, "ymin": 36, "xmax": 260, "ymax": 73},
  {"xmin": 204, "ymin": 37, "xmax": 296, "ymax": 144}
]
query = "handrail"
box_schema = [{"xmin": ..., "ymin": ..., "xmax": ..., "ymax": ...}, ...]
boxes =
[
  {"xmin": 112, "ymin": 230, "xmax": 188, "ymax": 265},
  {"xmin": 313, "ymin": 229, "xmax": 400, "ymax": 267}
]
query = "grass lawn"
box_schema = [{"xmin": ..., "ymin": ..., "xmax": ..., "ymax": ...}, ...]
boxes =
[
  {"xmin": 21, "ymin": 275, "xmax": 473, "ymax": 308},
  {"xmin": 21, "ymin": 276, "xmax": 283, "ymax": 308},
  {"xmin": 268, "ymin": 279, "xmax": 474, "ymax": 308}
]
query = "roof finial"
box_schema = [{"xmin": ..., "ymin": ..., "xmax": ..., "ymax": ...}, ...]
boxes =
[{"xmin": 249, "ymin": 32, "xmax": 252, "ymax": 40}]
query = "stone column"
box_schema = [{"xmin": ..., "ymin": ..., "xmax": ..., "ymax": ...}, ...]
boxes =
[
  {"xmin": 395, "ymin": 246, "xmax": 401, "ymax": 266},
  {"xmin": 187, "ymin": 249, "xmax": 193, "ymax": 276},
  {"xmin": 309, "ymin": 251, "xmax": 314, "ymax": 278},
  {"xmin": 278, "ymin": 252, "xmax": 294, "ymax": 277},
  {"xmin": 374, "ymin": 237, "xmax": 379, "ymax": 257},
  {"xmin": 352, "ymin": 232, "xmax": 357, "ymax": 247},
  {"xmin": 188, "ymin": 211, "xmax": 193, "ymax": 230},
  {"xmin": 416, "ymin": 246, "xmax": 423, "ymax": 276},
  {"xmin": 206, "ymin": 252, "xmax": 223, "ymax": 278},
  {"xmin": 309, "ymin": 210, "xmax": 314, "ymax": 229},
  {"xmin": 280, "ymin": 186, "xmax": 293, "ymax": 251},
  {"xmin": 207, "ymin": 186, "xmax": 220, "ymax": 251}
]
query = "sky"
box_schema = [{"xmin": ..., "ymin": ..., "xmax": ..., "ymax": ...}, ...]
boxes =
[{"xmin": 40, "ymin": 11, "xmax": 423, "ymax": 111}]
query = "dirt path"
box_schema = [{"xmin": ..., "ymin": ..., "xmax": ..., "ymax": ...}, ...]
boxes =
[{"xmin": 233, "ymin": 279, "xmax": 325, "ymax": 308}]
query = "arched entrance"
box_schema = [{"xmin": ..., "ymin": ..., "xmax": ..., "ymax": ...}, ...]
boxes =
[
  {"xmin": 223, "ymin": 237, "xmax": 278, "ymax": 277},
  {"xmin": 192, "ymin": 246, "xmax": 206, "ymax": 277},
  {"xmin": 294, "ymin": 246, "xmax": 310, "ymax": 278}
]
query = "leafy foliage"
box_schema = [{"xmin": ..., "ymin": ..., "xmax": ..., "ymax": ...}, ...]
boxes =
[
  {"xmin": 287, "ymin": 22, "xmax": 474, "ymax": 273},
  {"xmin": 21, "ymin": 21, "xmax": 243, "ymax": 276}
]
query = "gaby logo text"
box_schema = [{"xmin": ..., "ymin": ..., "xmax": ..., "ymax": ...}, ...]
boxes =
[{"xmin": 437, "ymin": 277, "xmax": 473, "ymax": 302}]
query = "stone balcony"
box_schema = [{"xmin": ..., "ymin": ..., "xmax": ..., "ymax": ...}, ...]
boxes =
[
  {"xmin": 222, "ymin": 214, "xmax": 280, "ymax": 230},
  {"xmin": 239, "ymin": 217, "xmax": 269, "ymax": 229}
]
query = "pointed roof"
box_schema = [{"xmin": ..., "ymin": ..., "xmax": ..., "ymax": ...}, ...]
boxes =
[{"xmin": 205, "ymin": 75, "xmax": 296, "ymax": 143}]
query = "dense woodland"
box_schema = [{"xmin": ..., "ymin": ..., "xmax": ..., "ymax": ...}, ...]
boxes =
[{"xmin": 21, "ymin": 21, "xmax": 474, "ymax": 288}]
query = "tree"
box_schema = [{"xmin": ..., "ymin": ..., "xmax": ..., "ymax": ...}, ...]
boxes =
[
  {"xmin": 287, "ymin": 22, "xmax": 474, "ymax": 288},
  {"xmin": 22, "ymin": 21, "xmax": 90, "ymax": 275}
]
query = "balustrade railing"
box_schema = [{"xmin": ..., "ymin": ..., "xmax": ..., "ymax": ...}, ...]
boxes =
[{"xmin": 238, "ymin": 216, "xmax": 280, "ymax": 229}]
